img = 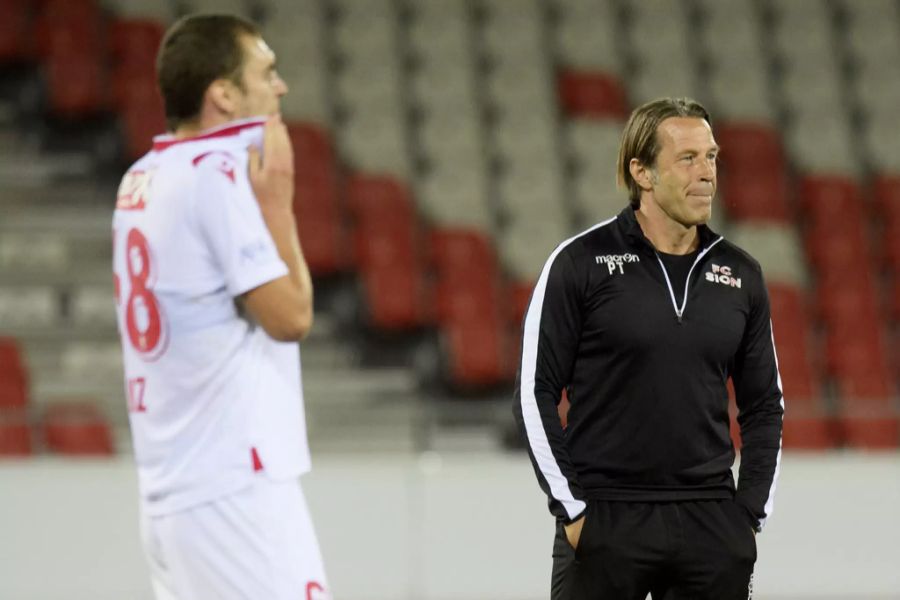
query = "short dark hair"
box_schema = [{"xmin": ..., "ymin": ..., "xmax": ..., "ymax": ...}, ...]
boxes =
[
  {"xmin": 156, "ymin": 14, "xmax": 260, "ymax": 130},
  {"xmin": 617, "ymin": 97, "xmax": 712, "ymax": 209}
]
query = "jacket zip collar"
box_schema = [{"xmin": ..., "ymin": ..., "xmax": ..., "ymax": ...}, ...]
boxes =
[{"xmin": 617, "ymin": 206, "xmax": 724, "ymax": 322}]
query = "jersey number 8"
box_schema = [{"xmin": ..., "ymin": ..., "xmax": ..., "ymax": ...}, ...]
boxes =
[{"xmin": 116, "ymin": 227, "xmax": 167, "ymax": 358}]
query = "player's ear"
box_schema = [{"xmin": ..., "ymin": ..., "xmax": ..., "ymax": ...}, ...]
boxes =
[
  {"xmin": 207, "ymin": 79, "xmax": 238, "ymax": 117},
  {"xmin": 629, "ymin": 158, "xmax": 655, "ymax": 192}
]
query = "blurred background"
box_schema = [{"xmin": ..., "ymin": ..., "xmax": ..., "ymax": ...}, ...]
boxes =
[{"xmin": 0, "ymin": 0, "xmax": 898, "ymax": 598}]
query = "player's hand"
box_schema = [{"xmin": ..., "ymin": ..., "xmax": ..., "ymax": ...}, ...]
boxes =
[
  {"xmin": 564, "ymin": 514, "xmax": 585, "ymax": 550},
  {"xmin": 248, "ymin": 114, "xmax": 294, "ymax": 213}
]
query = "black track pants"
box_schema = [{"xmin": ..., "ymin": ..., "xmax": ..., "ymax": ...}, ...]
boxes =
[{"xmin": 551, "ymin": 500, "xmax": 757, "ymax": 600}]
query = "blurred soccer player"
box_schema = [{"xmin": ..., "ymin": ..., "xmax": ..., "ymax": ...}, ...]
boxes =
[
  {"xmin": 514, "ymin": 97, "xmax": 783, "ymax": 599},
  {"xmin": 112, "ymin": 15, "xmax": 329, "ymax": 599}
]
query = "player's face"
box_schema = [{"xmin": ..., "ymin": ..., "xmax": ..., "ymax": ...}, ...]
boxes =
[
  {"xmin": 233, "ymin": 35, "xmax": 287, "ymax": 119},
  {"xmin": 647, "ymin": 117, "xmax": 718, "ymax": 228}
]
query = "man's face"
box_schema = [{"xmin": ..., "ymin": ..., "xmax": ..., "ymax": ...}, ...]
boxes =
[
  {"xmin": 647, "ymin": 117, "xmax": 718, "ymax": 228},
  {"xmin": 232, "ymin": 35, "xmax": 287, "ymax": 119}
]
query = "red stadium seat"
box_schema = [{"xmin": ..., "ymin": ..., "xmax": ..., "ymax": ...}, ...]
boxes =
[
  {"xmin": 345, "ymin": 174, "xmax": 415, "ymax": 227},
  {"xmin": 557, "ymin": 69, "xmax": 628, "ymax": 119},
  {"xmin": 354, "ymin": 218, "xmax": 418, "ymax": 269},
  {"xmin": 720, "ymin": 168, "xmax": 791, "ymax": 222},
  {"xmin": 881, "ymin": 220, "xmax": 900, "ymax": 271},
  {"xmin": 768, "ymin": 283, "xmax": 811, "ymax": 349},
  {"xmin": 715, "ymin": 123, "xmax": 791, "ymax": 222},
  {"xmin": 797, "ymin": 175, "xmax": 866, "ymax": 224},
  {"xmin": 782, "ymin": 413, "xmax": 837, "ymax": 450},
  {"xmin": 825, "ymin": 322, "xmax": 894, "ymax": 400},
  {"xmin": 118, "ymin": 78, "xmax": 167, "ymax": 159},
  {"xmin": 871, "ymin": 175, "xmax": 900, "ymax": 219},
  {"xmin": 109, "ymin": 18, "xmax": 164, "ymax": 69},
  {"xmin": 814, "ymin": 269, "xmax": 881, "ymax": 328},
  {"xmin": 428, "ymin": 228, "xmax": 503, "ymax": 325},
  {"xmin": 360, "ymin": 263, "xmax": 431, "ymax": 330},
  {"xmin": 287, "ymin": 123, "xmax": 348, "ymax": 274},
  {"xmin": 891, "ymin": 278, "xmax": 900, "ymax": 322},
  {"xmin": 443, "ymin": 317, "xmax": 515, "ymax": 388},
  {"xmin": 44, "ymin": 49, "xmax": 109, "ymax": 117},
  {"xmin": 804, "ymin": 217, "xmax": 870, "ymax": 272},
  {"xmin": 0, "ymin": 0, "xmax": 34, "ymax": 61},
  {"xmin": 289, "ymin": 122, "xmax": 337, "ymax": 180},
  {"xmin": 0, "ymin": 409, "xmax": 32, "ymax": 456},
  {"xmin": 41, "ymin": 401, "xmax": 115, "ymax": 456},
  {"xmin": 507, "ymin": 280, "xmax": 534, "ymax": 326},
  {"xmin": 0, "ymin": 337, "xmax": 28, "ymax": 409},
  {"xmin": 429, "ymin": 228, "xmax": 497, "ymax": 279},
  {"xmin": 836, "ymin": 411, "xmax": 899, "ymax": 449}
]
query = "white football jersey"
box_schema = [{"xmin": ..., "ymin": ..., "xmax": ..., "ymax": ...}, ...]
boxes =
[{"xmin": 113, "ymin": 118, "xmax": 311, "ymax": 516}]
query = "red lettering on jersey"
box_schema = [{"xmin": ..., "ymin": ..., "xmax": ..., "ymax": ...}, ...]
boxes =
[
  {"xmin": 127, "ymin": 377, "xmax": 147, "ymax": 413},
  {"xmin": 192, "ymin": 151, "xmax": 237, "ymax": 183},
  {"xmin": 116, "ymin": 170, "xmax": 154, "ymax": 210},
  {"xmin": 306, "ymin": 581, "xmax": 327, "ymax": 600},
  {"xmin": 251, "ymin": 447, "xmax": 264, "ymax": 472}
]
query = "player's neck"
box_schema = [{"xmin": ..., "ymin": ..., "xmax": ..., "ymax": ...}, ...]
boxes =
[{"xmin": 635, "ymin": 201, "xmax": 698, "ymax": 255}]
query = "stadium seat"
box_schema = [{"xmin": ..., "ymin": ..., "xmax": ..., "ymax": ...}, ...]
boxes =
[
  {"xmin": 872, "ymin": 175, "xmax": 900, "ymax": 220},
  {"xmin": 725, "ymin": 225, "xmax": 808, "ymax": 286},
  {"xmin": 44, "ymin": 49, "xmax": 110, "ymax": 117},
  {"xmin": 288, "ymin": 123, "xmax": 347, "ymax": 274},
  {"xmin": 442, "ymin": 317, "xmax": 515, "ymax": 388},
  {"xmin": 109, "ymin": 18, "xmax": 164, "ymax": 69},
  {"xmin": 118, "ymin": 79, "xmax": 167, "ymax": 160},
  {"xmin": 70, "ymin": 286, "xmax": 116, "ymax": 327},
  {"xmin": 720, "ymin": 168, "xmax": 791, "ymax": 222},
  {"xmin": 782, "ymin": 412, "xmax": 838, "ymax": 450},
  {"xmin": 557, "ymin": 70, "xmax": 628, "ymax": 120},
  {"xmin": 804, "ymin": 218, "xmax": 870, "ymax": 272},
  {"xmin": 825, "ymin": 322, "xmax": 894, "ymax": 400},
  {"xmin": 0, "ymin": 287, "xmax": 58, "ymax": 327},
  {"xmin": 554, "ymin": 0, "xmax": 622, "ymax": 74},
  {"xmin": 0, "ymin": 0, "xmax": 34, "ymax": 62},
  {"xmin": 797, "ymin": 175, "xmax": 866, "ymax": 223},
  {"xmin": 428, "ymin": 228, "xmax": 503, "ymax": 325},
  {"xmin": 345, "ymin": 174, "xmax": 415, "ymax": 228},
  {"xmin": 814, "ymin": 269, "xmax": 881, "ymax": 328},
  {"xmin": 507, "ymin": 280, "xmax": 534, "ymax": 327},
  {"xmin": 360, "ymin": 263, "xmax": 431, "ymax": 330},
  {"xmin": 41, "ymin": 402, "xmax": 115, "ymax": 456},
  {"xmin": 715, "ymin": 122, "xmax": 791, "ymax": 222},
  {"xmin": 0, "ymin": 337, "xmax": 28, "ymax": 410},
  {"xmin": 836, "ymin": 411, "xmax": 900, "ymax": 449},
  {"xmin": 0, "ymin": 409, "xmax": 32, "ymax": 456}
]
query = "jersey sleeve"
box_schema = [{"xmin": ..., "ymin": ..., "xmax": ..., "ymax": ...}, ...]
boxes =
[
  {"xmin": 192, "ymin": 155, "xmax": 289, "ymax": 297},
  {"xmin": 513, "ymin": 247, "xmax": 587, "ymax": 524},
  {"xmin": 732, "ymin": 267, "xmax": 785, "ymax": 532}
]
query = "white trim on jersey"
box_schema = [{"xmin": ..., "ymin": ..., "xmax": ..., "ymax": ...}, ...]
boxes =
[
  {"xmin": 518, "ymin": 217, "xmax": 618, "ymax": 522},
  {"xmin": 758, "ymin": 321, "xmax": 785, "ymax": 531}
]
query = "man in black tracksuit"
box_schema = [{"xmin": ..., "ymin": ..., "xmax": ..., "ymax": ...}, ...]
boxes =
[{"xmin": 513, "ymin": 98, "xmax": 783, "ymax": 599}]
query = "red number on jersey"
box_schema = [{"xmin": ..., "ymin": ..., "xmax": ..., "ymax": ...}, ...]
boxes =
[{"xmin": 124, "ymin": 228, "xmax": 166, "ymax": 357}]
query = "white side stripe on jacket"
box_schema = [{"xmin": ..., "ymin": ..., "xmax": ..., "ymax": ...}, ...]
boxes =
[{"xmin": 518, "ymin": 217, "xmax": 616, "ymax": 521}]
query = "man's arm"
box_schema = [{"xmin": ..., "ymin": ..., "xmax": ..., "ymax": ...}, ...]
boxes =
[
  {"xmin": 732, "ymin": 269, "xmax": 785, "ymax": 532},
  {"xmin": 242, "ymin": 116, "xmax": 313, "ymax": 342},
  {"xmin": 513, "ymin": 249, "xmax": 587, "ymax": 536}
]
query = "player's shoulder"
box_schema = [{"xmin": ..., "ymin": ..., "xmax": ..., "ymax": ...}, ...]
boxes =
[
  {"xmin": 714, "ymin": 236, "xmax": 764, "ymax": 277},
  {"xmin": 555, "ymin": 214, "xmax": 621, "ymax": 262}
]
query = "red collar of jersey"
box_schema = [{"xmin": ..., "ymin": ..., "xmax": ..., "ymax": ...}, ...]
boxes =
[{"xmin": 152, "ymin": 118, "xmax": 267, "ymax": 151}]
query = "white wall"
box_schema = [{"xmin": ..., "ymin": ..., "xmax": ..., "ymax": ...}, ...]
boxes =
[{"xmin": 1, "ymin": 452, "xmax": 899, "ymax": 599}]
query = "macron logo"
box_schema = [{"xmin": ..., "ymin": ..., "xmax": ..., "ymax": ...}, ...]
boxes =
[
  {"xmin": 595, "ymin": 253, "xmax": 640, "ymax": 275},
  {"xmin": 705, "ymin": 263, "xmax": 741, "ymax": 288}
]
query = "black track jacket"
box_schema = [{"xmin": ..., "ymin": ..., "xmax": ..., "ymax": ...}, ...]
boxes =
[{"xmin": 513, "ymin": 207, "xmax": 784, "ymax": 532}]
